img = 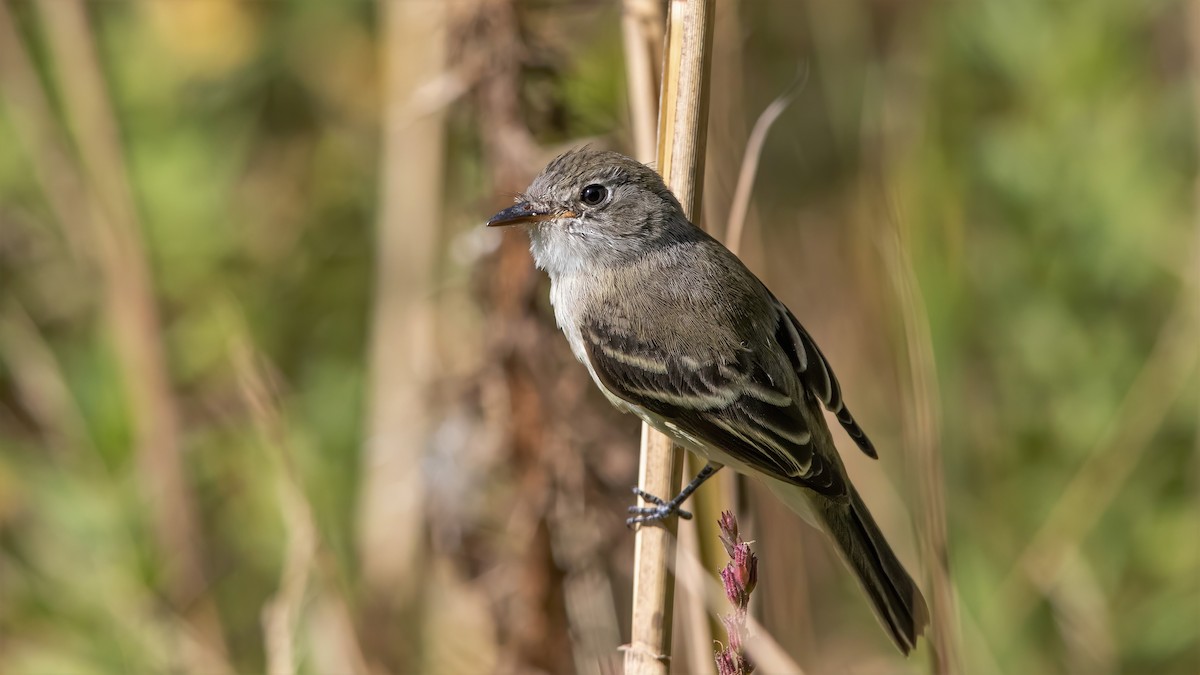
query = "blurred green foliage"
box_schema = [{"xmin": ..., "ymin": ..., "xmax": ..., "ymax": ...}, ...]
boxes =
[{"xmin": 0, "ymin": 0, "xmax": 1196, "ymax": 674}]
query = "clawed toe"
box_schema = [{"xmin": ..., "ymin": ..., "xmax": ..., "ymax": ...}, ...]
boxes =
[
  {"xmin": 625, "ymin": 489, "xmax": 693, "ymax": 528},
  {"xmin": 623, "ymin": 465, "xmax": 720, "ymax": 529},
  {"xmin": 630, "ymin": 486, "xmax": 667, "ymax": 506}
]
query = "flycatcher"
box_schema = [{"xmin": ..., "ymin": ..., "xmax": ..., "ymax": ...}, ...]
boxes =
[{"xmin": 486, "ymin": 148, "xmax": 928, "ymax": 654}]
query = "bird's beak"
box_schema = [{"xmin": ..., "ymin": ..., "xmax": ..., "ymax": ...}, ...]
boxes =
[{"xmin": 486, "ymin": 202, "xmax": 574, "ymax": 227}]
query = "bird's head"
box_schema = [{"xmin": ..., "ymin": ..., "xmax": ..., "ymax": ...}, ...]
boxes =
[{"xmin": 486, "ymin": 148, "xmax": 692, "ymax": 276}]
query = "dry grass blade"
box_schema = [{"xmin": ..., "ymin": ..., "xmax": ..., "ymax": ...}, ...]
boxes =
[
  {"xmin": 0, "ymin": 300, "xmax": 94, "ymax": 455},
  {"xmin": 232, "ymin": 338, "xmax": 371, "ymax": 675},
  {"xmin": 881, "ymin": 228, "xmax": 962, "ymax": 673},
  {"xmin": 232, "ymin": 343, "xmax": 316, "ymax": 675},
  {"xmin": 724, "ymin": 66, "xmax": 806, "ymax": 256}
]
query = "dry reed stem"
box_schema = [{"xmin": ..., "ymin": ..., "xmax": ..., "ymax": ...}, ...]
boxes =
[
  {"xmin": 622, "ymin": 0, "xmax": 662, "ymax": 163},
  {"xmin": 626, "ymin": 3, "xmax": 716, "ymax": 671},
  {"xmin": 881, "ymin": 229, "xmax": 962, "ymax": 674},
  {"xmin": 691, "ymin": 7, "xmax": 767, "ymax": 662},
  {"xmin": 627, "ymin": 426, "xmax": 687, "ymax": 674},
  {"xmin": 676, "ymin": 511, "xmax": 710, "ymax": 667},
  {"xmin": 654, "ymin": 0, "xmax": 716, "ymax": 216},
  {"xmin": 625, "ymin": 2, "xmax": 716, "ymax": 674}
]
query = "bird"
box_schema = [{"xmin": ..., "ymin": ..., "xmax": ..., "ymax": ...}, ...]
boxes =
[{"xmin": 485, "ymin": 147, "xmax": 929, "ymax": 655}]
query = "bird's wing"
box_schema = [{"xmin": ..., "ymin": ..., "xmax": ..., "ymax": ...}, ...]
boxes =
[
  {"xmin": 581, "ymin": 318, "xmax": 847, "ymax": 497},
  {"xmin": 769, "ymin": 294, "xmax": 879, "ymax": 459}
]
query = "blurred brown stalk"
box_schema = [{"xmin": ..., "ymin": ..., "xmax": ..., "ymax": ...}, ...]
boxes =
[{"xmin": 358, "ymin": 0, "xmax": 448, "ymax": 603}]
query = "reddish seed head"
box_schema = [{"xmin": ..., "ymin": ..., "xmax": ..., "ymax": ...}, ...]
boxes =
[
  {"xmin": 715, "ymin": 649, "xmax": 739, "ymax": 675},
  {"xmin": 720, "ymin": 564, "xmax": 747, "ymax": 608},
  {"xmin": 714, "ymin": 511, "xmax": 757, "ymax": 675},
  {"xmin": 718, "ymin": 510, "xmax": 739, "ymax": 557},
  {"xmin": 721, "ymin": 613, "xmax": 743, "ymax": 653},
  {"xmin": 733, "ymin": 542, "xmax": 758, "ymax": 596}
]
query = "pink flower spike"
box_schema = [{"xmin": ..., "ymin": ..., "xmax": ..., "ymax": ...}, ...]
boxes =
[
  {"xmin": 715, "ymin": 649, "xmax": 739, "ymax": 675},
  {"xmin": 717, "ymin": 510, "xmax": 739, "ymax": 557},
  {"xmin": 732, "ymin": 542, "xmax": 758, "ymax": 596},
  {"xmin": 720, "ymin": 563, "xmax": 747, "ymax": 608},
  {"xmin": 721, "ymin": 613, "xmax": 743, "ymax": 653}
]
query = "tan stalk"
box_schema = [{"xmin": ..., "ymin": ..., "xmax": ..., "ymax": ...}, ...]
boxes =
[
  {"xmin": 358, "ymin": 0, "xmax": 448, "ymax": 597},
  {"xmin": 625, "ymin": 2, "xmax": 714, "ymax": 673},
  {"xmin": 687, "ymin": 7, "xmax": 783, "ymax": 667},
  {"xmin": 624, "ymin": 2, "xmax": 716, "ymax": 674},
  {"xmin": 622, "ymin": 0, "xmax": 662, "ymax": 163}
]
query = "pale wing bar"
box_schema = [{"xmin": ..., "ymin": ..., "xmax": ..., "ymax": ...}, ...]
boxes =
[{"xmin": 582, "ymin": 321, "xmax": 847, "ymax": 497}]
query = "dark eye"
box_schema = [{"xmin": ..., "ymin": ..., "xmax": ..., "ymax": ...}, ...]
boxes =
[{"xmin": 580, "ymin": 184, "xmax": 608, "ymax": 206}]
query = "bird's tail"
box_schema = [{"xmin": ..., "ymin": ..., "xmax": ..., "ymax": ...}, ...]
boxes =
[{"xmin": 768, "ymin": 480, "xmax": 929, "ymax": 654}]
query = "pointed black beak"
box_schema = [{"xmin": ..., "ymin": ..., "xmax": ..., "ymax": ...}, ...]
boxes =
[{"xmin": 486, "ymin": 202, "xmax": 573, "ymax": 227}]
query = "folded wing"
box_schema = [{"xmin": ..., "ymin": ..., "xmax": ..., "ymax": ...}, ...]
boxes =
[
  {"xmin": 581, "ymin": 318, "xmax": 847, "ymax": 497},
  {"xmin": 769, "ymin": 295, "xmax": 879, "ymax": 459}
]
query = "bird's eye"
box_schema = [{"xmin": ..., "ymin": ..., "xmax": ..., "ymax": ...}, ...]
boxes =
[{"xmin": 580, "ymin": 184, "xmax": 608, "ymax": 206}]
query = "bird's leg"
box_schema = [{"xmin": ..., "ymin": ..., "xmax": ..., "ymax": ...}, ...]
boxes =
[{"xmin": 627, "ymin": 462, "xmax": 722, "ymax": 527}]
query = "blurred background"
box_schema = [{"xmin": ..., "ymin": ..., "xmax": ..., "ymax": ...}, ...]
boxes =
[{"xmin": 0, "ymin": 0, "xmax": 1196, "ymax": 673}]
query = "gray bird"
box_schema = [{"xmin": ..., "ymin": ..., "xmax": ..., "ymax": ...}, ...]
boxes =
[{"xmin": 486, "ymin": 147, "xmax": 929, "ymax": 655}]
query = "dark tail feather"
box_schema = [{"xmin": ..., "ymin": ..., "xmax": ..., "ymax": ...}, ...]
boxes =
[{"xmin": 820, "ymin": 485, "xmax": 929, "ymax": 654}]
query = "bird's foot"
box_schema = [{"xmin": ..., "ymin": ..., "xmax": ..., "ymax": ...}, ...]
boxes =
[{"xmin": 626, "ymin": 487, "xmax": 692, "ymax": 528}]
